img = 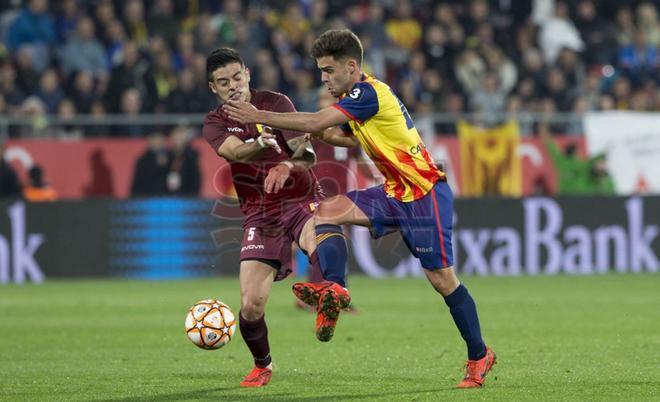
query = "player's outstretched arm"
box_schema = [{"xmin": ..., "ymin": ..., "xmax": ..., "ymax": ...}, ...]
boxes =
[
  {"xmin": 311, "ymin": 127, "xmax": 360, "ymax": 148},
  {"xmin": 216, "ymin": 133, "xmax": 281, "ymax": 162},
  {"xmin": 223, "ymin": 101, "xmax": 349, "ymax": 135}
]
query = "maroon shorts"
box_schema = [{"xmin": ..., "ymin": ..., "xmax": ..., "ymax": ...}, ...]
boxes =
[{"xmin": 240, "ymin": 199, "xmax": 317, "ymax": 280}]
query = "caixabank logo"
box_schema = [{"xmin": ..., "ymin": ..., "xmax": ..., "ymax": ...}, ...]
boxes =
[
  {"xmin": 0, "ymin": 202, "xmax": 45, "ymax": 284},
  {"xmin": 350, "ymin": 196, "xmax": 660, "ymax": 277}
]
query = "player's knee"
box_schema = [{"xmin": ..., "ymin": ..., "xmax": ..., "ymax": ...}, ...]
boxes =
[
  {"xmin": 425, "ymin": 267, "xmax": 459, "ymax": 296},
  {"xmin": 240, "ymin": 297, "xmax": 266, "ymax": 320}
]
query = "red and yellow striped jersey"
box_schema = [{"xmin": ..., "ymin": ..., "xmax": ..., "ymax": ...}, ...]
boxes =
[{"xmin": 332, "ymin": 74, "xmax": 445, "ymax": 202}]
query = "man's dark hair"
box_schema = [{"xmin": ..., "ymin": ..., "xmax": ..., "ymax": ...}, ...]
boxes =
[
  {"xmin": 311, "ymin": 29, "xmax": 363, "ymax": 65},
  {"xmin": 206, "ymin": 48, "xmax": 244, "ymax": 82}
]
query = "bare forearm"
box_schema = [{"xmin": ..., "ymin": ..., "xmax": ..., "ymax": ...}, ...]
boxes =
[
  {"xmin": 228, "ymin": 141, "xmax": 267, "ymax": 161},
  {"xmin": 259, "ymin": 110, "xmax": 325, "ymax": 134},
  {"xmin": 315, "ymin": 128, "xmax": 359, "ymax": 148}
]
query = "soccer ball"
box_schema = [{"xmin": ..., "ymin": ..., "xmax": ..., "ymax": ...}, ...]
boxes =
[{"xmin": 185, "ymin": 299, "xmax": 236, "ymax": 349}]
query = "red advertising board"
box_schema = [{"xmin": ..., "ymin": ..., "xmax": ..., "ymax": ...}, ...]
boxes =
[{"xmin": 5, "ymin": 136, "xmax": 584, "ymax": 199}]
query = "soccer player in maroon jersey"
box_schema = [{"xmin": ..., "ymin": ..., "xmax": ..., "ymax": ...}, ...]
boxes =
[{"xmin": 202, "ymin": 48, "xmax": 323, "ymax": 387}]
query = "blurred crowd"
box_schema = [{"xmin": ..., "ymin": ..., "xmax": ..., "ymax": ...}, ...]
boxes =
[{"xmin": 0, "ymin": 0, "xmax": 659, "ymax": 138}]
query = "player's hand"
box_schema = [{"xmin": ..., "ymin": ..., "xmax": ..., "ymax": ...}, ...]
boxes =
[
  {"xmin": 264, "ymin": 163, "xmax": 291, "ymax": 194},
  {"xmin": 223, "ymin": 100, "xmax": 260, "ymax": 124},
  {"xmin": 306, "ymin": 132, "xmax": 323, "ymax": 141},
  {"xmin": 258, "ymin": 131, "xmax": 282, "ymax": 154}
]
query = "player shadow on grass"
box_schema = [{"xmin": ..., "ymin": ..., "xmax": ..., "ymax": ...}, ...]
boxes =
[{"xmin": 98, "ymin": 387, "xmax": 451, "ymax": 401}]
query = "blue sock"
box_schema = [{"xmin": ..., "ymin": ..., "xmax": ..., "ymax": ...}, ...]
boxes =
[
  {"xmin": 443, "ymin": 284, "xmax": 486, "ymax": 360},
  {"xmin": 314, "ymin": 224, "xmax": 347, "ymax": 287}
]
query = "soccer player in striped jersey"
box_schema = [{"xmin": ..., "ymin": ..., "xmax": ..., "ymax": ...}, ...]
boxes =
[{"xmin": 223, "ymin": 29, "xmax": 496, "ymax": 388}]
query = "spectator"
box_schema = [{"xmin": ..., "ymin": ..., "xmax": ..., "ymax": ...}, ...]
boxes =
[
  {"xmin": 612, "ymin": 76, "xmax": 632, "ymax": 110},
  {"xmin": 615, "ymin": 7, "xmax": 636, "ymax": 46},
  {"xmin": 18, "ymin": 96, "xmax": 48, "ymax": 137},
  {"xmin": 106, "ymin": 41, "xmax": 157, "ymax": 113},
  {"xmin": 543, "ymin": 67, "xmax": 571, "ymax": 111},
  {"xmin": 114, "ymin": 88, "xmax": 149, "ymax": 137},
  {"xmin": 0, "ymin": 141, "xmax": 22, "ymax": 198},
  {"xmin": 6, "ymin": 0, "xmax": 55, "ymax": 72},
  {"xmin": 618, "ymin": 30, "xmax": 660, "ymax": 85},
  {"xmin": 130, "ymin": 131, "xmax": 170, "ymax": 197},
  {"xmin": 14, "ymin": 46, "xmax": 39, "ymax": 93},
  {"xmin": 0, "ymin": 63, "xmax": 25, "ymax": 111},
  {"xmin": 147, "ymin": 0, "xmax": 179, "ymax": 48},
  {"xmin": 103, "ymin": 19, "xmax": 127, "ymax": 68},
  {"xmin": 455, "ymin": 49, "xmax": 487, "ymax": 94},
  {"xmin": 24, "ymin": 164, "xmax": 58, "ymax": 201},
  {"xmin": 151, "ymin": 47, "xmax": 177, "ymax": 110},
  {"xmin": 86, "ymin": 100, "xmax": 111, "ymax": 137},
  {"xmin": 469, "ymin": 72, "xmax": 508, "ymax": 126},
  {"xmin": 36, "ymin": 68, "xmax": 64, "ymax": 114},
  {"xmin": 483, "ymin": 47, "xmax": 518, "ymax": 94},
  {"xmin": 122, "ymin": 0, "xmax": 149, "ymax": 48},
  {"xmin": 637, "ymin": 2, "xmax": 660, "ymax": 47},
  {"xmin": 166, "ymin": 68, "xmax": 210, "ymax": 113},
  {"xmin": 58, "ymin": 16, "xmax": 108, "ymax": 80},
  {"xmin": 537, "ymin": 1, "xmax": 584, "ymax": 64},
  {"xmin": 54, "ymin": 98, "xmax": 82, "ymax": 139},
  {"xmin": 575, "ymin": 0, "xmax": 616, "ymax": 65},
  {"xmin": 53, "ymin": 0, "xmax": 79, "ymax": 45},
  {"xmin": 422, "ymin": 23, "xmax": 452, "ymax": 80},
  {"xmin": 166, "ymin": 126, "xmax": 200, "ymax": 196},
  {"xmin": 385, "ymin": 0, "xmax": 422, "ymax": 52},
  {"xmin": 290, "ymin": 70, "xmax": 317, "ymax": 112},
  {"xmin": 92, "ymin": 0, "xmax": 116, "ymax": 33},
  {"xmin": 70, "ymin": 71, "xmax": 97, "ymax": 114}
]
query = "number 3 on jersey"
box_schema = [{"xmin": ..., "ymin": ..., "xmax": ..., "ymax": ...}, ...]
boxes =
[{"xmin": 247, "ymin": 227, "xmax": 256, "ymax": 241}]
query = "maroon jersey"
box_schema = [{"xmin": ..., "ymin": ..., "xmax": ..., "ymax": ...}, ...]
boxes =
[{"xmin": 203, "ymin": 90, "xmax": 322, "ymax": 217}]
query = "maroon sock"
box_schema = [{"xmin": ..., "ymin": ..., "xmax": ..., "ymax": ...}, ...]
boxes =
[
  {"xmin": 308, "ymin": 251, "xmax": 324, "ymax": 283},
  {"xmin": 239, "ymin": 312, "xmax": 271, "ymax": 368}
]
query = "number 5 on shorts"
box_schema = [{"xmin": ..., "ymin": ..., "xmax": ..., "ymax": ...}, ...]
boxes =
[{"xmin": 247, "ymin": 227, "xmax": 256, "ymax": 241}]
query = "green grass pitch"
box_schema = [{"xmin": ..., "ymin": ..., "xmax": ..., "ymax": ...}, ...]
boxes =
[{"xmin": 1, "ymin": 274, "xmax": 659, "ymax": 401}]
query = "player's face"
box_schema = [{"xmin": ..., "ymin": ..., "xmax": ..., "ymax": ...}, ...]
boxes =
[
  {"xmin": 316, "ymin": 56, "xmax": 356, "ymax": 98},
  {"xmin": 208, "ymin": 62, "xmax": 251, "ymax": 103}
]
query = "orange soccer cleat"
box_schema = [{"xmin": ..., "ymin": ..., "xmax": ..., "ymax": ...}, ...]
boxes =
[
  {"xmin": 293, "ymin": 281, "xmax": 351, "ymax": 342},
  {"xmin": 457, "ymin": 346, "xmax": 497, "ymax": 388},
  {"xmin": 292, "ymin": 281, "xmax": 332, "ymax": 306},
  {"xmin": 239, "ymin": 366, "xmax": 272, "ymax": 387}
]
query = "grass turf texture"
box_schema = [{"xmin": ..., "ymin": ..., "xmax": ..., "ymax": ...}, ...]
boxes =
[{"xmin": 1, "ymin": 274, "xmax": 659, "ymax": 401}]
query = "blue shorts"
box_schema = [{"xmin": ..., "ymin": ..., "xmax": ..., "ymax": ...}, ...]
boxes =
[{"xmin": 346, "ymin": 180, "xmax": 454, "ymax": 269}]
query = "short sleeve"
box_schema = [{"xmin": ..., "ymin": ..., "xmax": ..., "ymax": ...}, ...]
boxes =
[
  {"xmin": 202, "ymin": 115, "xmax": 231, "ymax": 153},
  {"xmin": 333, "ymin": 82, "xmax": 379, "ymax": 123}
]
